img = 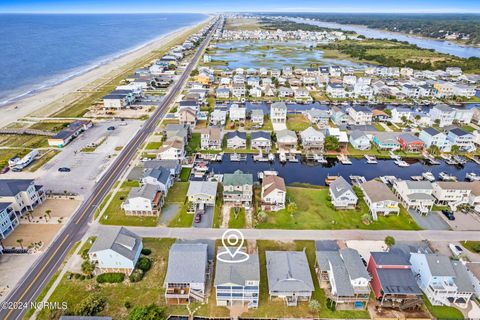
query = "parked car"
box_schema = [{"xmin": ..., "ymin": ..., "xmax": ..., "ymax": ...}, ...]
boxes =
[
  {"xmin": 441, "ymin": 209, "xmax": 455, "ymax": 221},
  {"xmin": 194, "ymin": 213, "xmax": 202, "ymax": 223},
  {"xmin": 0, "ymin": 167, "xmax": 9, "ymax": 174},
  {"xmin": 107, "ymin": 126, "xmax": 115, "ymax": 131},
  {"xmin": 58, "ymin": 167, "xmax": 71, "ymax": 172},
  {"xmin": 449, "ymin": 243, "xmax": 464, "ymax": 257}
]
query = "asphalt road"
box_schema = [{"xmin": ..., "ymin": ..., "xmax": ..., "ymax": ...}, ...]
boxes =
[{"xmin": 0, "ymin": 19, "xmax": 217, "ymax": 320}]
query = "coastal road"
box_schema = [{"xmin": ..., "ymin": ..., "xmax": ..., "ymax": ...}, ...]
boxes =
[
  {"xmin": 91, "ymin": 225, "xmax": 480, "ymax": 242},
  {"xmin": 0, "ymin": 19, "xmax": 217, "ymax": 320}
]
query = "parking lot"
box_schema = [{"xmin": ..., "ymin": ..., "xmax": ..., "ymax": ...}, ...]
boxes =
[
  {"xmin": 35, "ymin": 119, "xmax": 143, "ymax": 196},
  {"xmin": 441, "ymin": 211, "xmax": 480, "ymax": 231}
]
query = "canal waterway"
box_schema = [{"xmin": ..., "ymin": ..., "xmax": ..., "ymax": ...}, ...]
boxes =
[
  {"xmin": 289, "ymin": 17, "xmax": 480, "ymax": 58},
  {"xmin": 208, "ymin": 156, "xmax": 479, "ymax": 186}
]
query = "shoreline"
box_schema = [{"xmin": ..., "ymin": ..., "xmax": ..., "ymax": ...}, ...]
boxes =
[{"xmin": 0, "ymin": 16, "xmax": 210, "ymax": 128}]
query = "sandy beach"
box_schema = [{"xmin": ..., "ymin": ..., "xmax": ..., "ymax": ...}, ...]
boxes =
[{"xmin": 0, "ymin": 17, "xmax": 209, "ymax": 128}]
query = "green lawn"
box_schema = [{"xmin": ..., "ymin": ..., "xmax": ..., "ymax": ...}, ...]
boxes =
[
  {"xmin": 186, "ymin": 133, "xmax": 201, "ymax": 155},
  {"xmin": 372, "ymin": 122, "xmax": 385, "ymax": 132},
  {"xmin": 462, "ymin": 125, "xmax": 476, "ymax": 133},
  {"xmin": 29, "ymin": 122, "xmax": 70, "ymax": 132},
  {"xmin": 423, "ymin": 295, "xmax": 464, "ymax": 320},
  {"xmin": 255, "ymin": 187, "xmax": 420, "ymax": 230},
  {"xmin": 286, "ymin": 115, "xmax": 312, "ymax": 132},
  {"xmin": 35, "ymin": 238, "xmax": 176, "ymax": 320},
  {"xmin": 99, "ymin": 180, "xmax": 158, "ymax": 227},
  {"xmin": 228, "ymin": 208, "xmax": 246, "ymax": 228},
  {"xmin": 145, "ymin": 141, "xmax": 162, "ymax": 150},
  {"xmin": 0, "ymin": 134, "xmax": 49, "ymax": 149},
  {"xmin": 165, "ymin": 182, "xmax": 193, "ymax": 228},
  {"xmin": 241, "ymin": 240, "xmax": 370, "ymax": 319},
  {"xmin": 179, "ymin": 167, "xmax": 191, "ymax": 182},
  {"xmin": 461, "ymin": 241, "xmax": 480, "ymax": 253}
]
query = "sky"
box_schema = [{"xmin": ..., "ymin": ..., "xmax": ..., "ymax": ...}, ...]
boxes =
[{"xmin": 0, "ymin": 0, "xmax": 479, "ymax": 14}]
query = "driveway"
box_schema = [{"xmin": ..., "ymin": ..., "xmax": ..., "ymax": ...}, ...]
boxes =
[
  {"xmin": 192, "ymin": 205, "xmax": 214, "ymax": 228},
  {"xmin": 408, "ymin": 210, "xmax": 450, "ymax": 230},
  {"xmin": 442, "ymin": 211, "xmax": 480, "ymax": 231}
]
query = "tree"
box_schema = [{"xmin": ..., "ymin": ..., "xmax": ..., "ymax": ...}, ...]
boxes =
[
  {"xmin": 384, "ymin": 236, "xmax": 396, "ymax": 247},
  {"xmin": 16, "ymin": 238, "xmax": 24, "ymax": 250},
  {"xmin": 451, "ymin": 145, "xmax": 460, "ymax": 155},
  {"xmin": 45, "ymin": 209, "xmax": 52, "ymax": 219},
  {"xmin": 74, "ymin": 294, "xmax": 107, "ymax": 316},
  {"xmin": 414, "ymin": 115, "xmax": 421, "ymax": 121},
  {"xmin": 81, "ymin": 260, "xmax": 95, "ymax": 275},
  {"xmin": 324, "ymin": 135, "xmax": 340, "ymax": 152},
  {"xmin": 427, "ymin": 144, "xmax": 440, "ymax": 156},
  {"xmin": 128, "ymin": 304, "xmax": 166, "ymax": 320},
  {"xmin": 309, "ymin": 299, "xmax": 321, "ymax": 312},
  {"xmin": 401, "ymin": 115, "xmax": 408, "ymax": 123},
  {"xmin": 434, "ymin": 119, "xmax": 440, "ymax": 126}
]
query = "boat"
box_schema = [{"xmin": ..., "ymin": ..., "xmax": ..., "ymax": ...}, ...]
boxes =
[
  {"xmin": 364, "ymin": 155, "xmax": 378, "ymax": 164},
  {"xmin": 258, "ymin": 170, "xmax": 278, "ymax": 180},
  {"xmin": 337, "ymin": 154, "xmax": 352, "ymax": 165},
  {"xmin": 453, "ymin": 155, "xmax": 467, "ymax": 165},
  {"xmin": 394, "ymin": 160, "xmax": 410, "ymax": 167},
  {"xmin": 349, "ymin": 175, "xmax": 366, "ymax": 186},
  {"xmin": 279, "ymin": 152, "xmax": 287, "ymax": 163},
  {"xmin": 410, "ymin": 176, "xmax": 423, "ymax": 181},
  {"xmin": 268, "ymin": 153, "xmax": 275, "ymax": 162},
  {"xmin": 287, "ymin": 154, "xmax": 299, "ymax": 162},
  {"xmin": 325, "ymin": 175, "xmax": 339, "ymax": 185},
  {"xmin": 439, "ymin": 172, "xmax": 457, "ymax": 181},
  {"xmin": 441, "ymin": 154, "xmax": 457, "ymax": 165},
  {"xmin": 466, "ymin": 172, "xmax": 480, "ymax": 181},
  {"xmin": 423, "ymin": 153, "xmax": 440, "ymax": 165},
  {"xmin": 422, "ymin": 172, "xmax": 435, "ymax": 182},
  {"xmin": 389, "ymin": 151, "xmax": 400, "ymax": 160},
  {"xmin": 230, "ymin": 153, "xmax": 247, "ymax": 162},
  {"xmin": 253, "ymin": 151, "xmax": 270, "ymax": 162},
  {"xmin": 314, "ymin": 154, "xmax": 328, "ymax": 164}
]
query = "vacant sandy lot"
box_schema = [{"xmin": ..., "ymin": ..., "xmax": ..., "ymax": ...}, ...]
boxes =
[
  {"xmin": 3, "ymin": 224, "xmax": 62, "ymax": 249},
  {"xmin": 0, "ymin": 253, "xmax": 40, "ymax": 301},
  {"xmin": 32, "ymin": 199, "xmax": 81, "ymax": 219}
]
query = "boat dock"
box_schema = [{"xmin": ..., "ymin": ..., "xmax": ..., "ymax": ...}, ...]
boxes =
[
  {"xmin": 337, "ymin": 154, "xmax": 352, "ymax": 165},
  {"xmin": 364, "ymin": 155, "xmax": 378, "ymax": 164},
  {"xmin": 423, "ymin": 153, "xmax": 440, "ymax": 165},
  {"xmin": 230, "ymin": 153, "xmax": 247, "ymax": 162},
  {"xmin": 349, "ymin": 175, "xmax": 366, "ymax": 186}
]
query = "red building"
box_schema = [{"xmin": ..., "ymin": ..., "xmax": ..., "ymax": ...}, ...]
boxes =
[
  {"xmin": 397, "ymin": 133, "xmax": 424, "ymax": 152},
  {"xmin": 367, "ymin": 252, "xmax": 423, "ymax": 309}
]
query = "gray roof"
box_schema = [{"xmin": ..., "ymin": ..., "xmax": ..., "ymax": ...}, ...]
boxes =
[
  {"xmin": 350, "ymin": 130, "xmax": 368, "ymax": 141},
  {"xmin": 422, "ymin": 127, "xmax": 441, "ymax": 137},
  {"xmin": 361, "ymin": 180, "xmax": 399, "ymax": 203},
  {"xmin": 187, "ymin": 181, "xmax": 218, "ymax": 197},
  {"xmin": 371, "ymin": 252, "xmax": 410, "ymax": 266},
  {"xmin": 425, "ymin": 254, "xmax": 456, "ymax": 277},
  {"xmin": 377, "ymin": 268, "xmax": 422, "ymax": 295},
  {"xmin": 251, "ymin": 131, "xmax": 271, "ymax": 141},
  {"xmin": 214, "ymin": 248, "xmax": 260, "ymax": 286},
  {"xmin": 316, "ymin": 250, "xmax": 342, "ymax": 272},
  {"xmin": 329, "ymin": 176, "xmax": 354, "ymax": 198},
  {"xmin": 226, "ymin": 130, "xmax": 247, "ymax": 140},
  {"xmin": 434, "ymin": 104, "xmax": 454, "ymax": 112},
  {"xmin": 315, "ymin": 240, "xmax": 339, "ymax": 251},
  {"xmin": 330, "ymin": 260, "xmax": 355, "ymax": 297},
  {"xmin": 266, "ymin": 251, "xmax": 314, "ymax": 293},
  {"xmin": 223, "ymin": 170, "xmax": 253, "ymax": 187},
  {"xmin": 0, "ymin": 179, "xmax": 34, "ymax": 196},
  {"xmin": 276, "ymin": 129, "xmax": 297, "ymax": 140},
  {"xmin": 145, "ymin": 167, "xmax": 171, "ymax": 185},
  {"xmin": 340, "ymin": 248, "xmax": 370, "ymax": 280},
  {"xmin": 89, "ymin": 227, "xmax": 142, "ymax": 262},
  {"xmin": 127, "ymin": 183, "xmax": 160, "ymax": 201},
  {"xmin": 165, "ymin": 243, "xmax": 208, "ymax": 284},
  {"xmin": 404, "ymin": 180, "xmax": 433, "ymax": 190},
  {"xmin": 451, "ymin": 261, "xmax": 475, "ymax": 293}
]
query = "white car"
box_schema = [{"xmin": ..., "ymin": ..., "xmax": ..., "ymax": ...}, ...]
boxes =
[{"xmin": 449, "ymin": 243, "xmax": 464, "ymax": 257}]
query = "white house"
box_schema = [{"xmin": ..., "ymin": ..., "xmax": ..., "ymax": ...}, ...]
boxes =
[
  {"xmin": 157, "ymin": 138, "xmax": 185, "ymax": 161},
  {"xmin": 346, "ymin": 106, "xmax": 372, "ymax": 125},
  {"xmin": 251, "ymin": 109, "xmax": 264, "ymax": 127},
  {"xmin": 392, "ymin": 180, "xmax": 435, "ymax": 215},
  {"xmin": 261, "ymin": 175, "xmax": 286, "ymax": 212},
  {"xmin": 276, "ymin": 129, "xmax": 297, "ymax": 151},
  {"xmin": 226, "ymin": 131, "xmax": 247, "ymax": 149},
  {"xmin": 88, "ymin": 227, "xmax": 143, "ymax": 275},
  {"xmin": 251, "ymin": 131, "xmax": 271, "ymax": 151},
  {"xmin": 201, "ymin": 127, "xmax": 223, "ymax": 150},
  {"xmin": 271, "ymin": 102, "xmax": 287, "ymax": 124},
  {"xmin": 215, "ymin": 248, "xmax": 260, "ymax": 308},
  {"xmin": 391, "ymin": 107, "xmax": 413, "ymax": 124},
  {"xmin": 329, "ymin": 176, "xmax": 358, "ymax": 209},
  {"xmin": 432, "ymin": 181, "xmax": 472, "ymax": 210},
  {"xmin": 187, "ymin": 181, "xmax": 218, "ymax": 206},
  {"xmin": 164, "ymin": 243, "xmax": 208, "ymax": 304},
  {"xmin": 419, "ymin": 127, "xmax": 451, "ymax": 152},
  {"xmin": 0, "ymin": 179, "xmax": 45, "ymax": 215},
  {"xmin": 429, "ymin": 104, "xmax": 455, "ymax": 127},
  {"xmin": 349, "ymin": 130, "xmax": 370, "ymax": 150},
  {"xmin": 410, "ymin": 253, "xmax": 475, "ymax": 307},
  {"xmin": 0, "ymin": 203, "xmax": 17, "ymax": 240},
  {"xmin": 121, "ymin": 182, "xmax": 162, "ymax": 216},
  {"xmin": 210, "ymin": 109, "xmax": 227, "ymax": 126},
  {"xmin": 216, "ymin": 87, "xmax": 230, "ymax": 99},
  {"xmin": 299, "ymin": 127, "xmax": 324, "ymax": 152},
  {"xmin": 360, "ymin": 180, "xmax": 400, "ymax": 220},
  {"xmin": 229, "ymin": 104, "xmax": 247, "ymax": 122},
  {"xmin": 447, "ymin": 128, "xmax": 476, "ymax": 152}
]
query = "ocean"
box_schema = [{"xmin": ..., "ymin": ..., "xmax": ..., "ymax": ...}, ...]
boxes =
[{"xmin": 0, "ymin": 13, "xmax": 207, "ymax": 105}]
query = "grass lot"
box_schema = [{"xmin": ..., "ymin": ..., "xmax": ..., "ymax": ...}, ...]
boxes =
[
  {"xmin": 186, "ymin": 133, "xmax": 201, "ymax": 155},
  {"xmin": 255, "ymin": 186, "xmax": 420, "ymax": 230},
  {"xmin": 35, "ymin": 238, "xmax": 176, "ymax": 320},
  {"xmin": 166, "ymin": 182, "xmax": 193, "ymax": 227},
  {"xmin": 99, "ymin": 180, "xmax": 158, "ymax": 227},
  {"xmin": 462, "ymin": 125, "xmax": 476, "ymax": 133},
  {"xmin": 241, "ymin": 240, "xmax": 370, "ymax": 319},
  {"xmin": 346, "ymin": 144, "xmax": 424, "ymax": 159},
  {"xmin": 461, "ymin": 241, "xmax": 480, "ymax": 253},
  {"xmin": 145, "ymin": 141, "xmax": 162, "ymax": 150},
  {"xmin": 287, "ymin": 115, "xmax": 312, "ymax": 132},
  {"xmin": 179, "ymin": 167, "xmax": 191, "ymax": 182},
  {"xmin": 229, "ymin": 208, "xmax": 246, "ymax": 228},
  {"xmin": 0, "ymin": 134, "xmax": 49, "ymax": 149},
  {"xmin": 29, "ymin": 122, "xmax": 70, "ymax": 132},
  {"xmin": 422, "ymin": 295, "xmax": 464, "ymax": 320},
  {"xmin": 372, "ymin": 122, "xmax": 386, "ymax": 132},
  {"xmin": 224, "ymin": 17, "xmax": 261, "ymax": 31}
]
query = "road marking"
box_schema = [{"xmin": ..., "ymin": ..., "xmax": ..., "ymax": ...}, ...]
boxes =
[{"xmin": 4, "ymin": 234, "xmax": 70, "ymax": 320}]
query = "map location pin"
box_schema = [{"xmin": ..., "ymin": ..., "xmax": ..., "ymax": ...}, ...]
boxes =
[{"xmin": 221, "ymin": 229, "xmax": 244, "ymax": 258}]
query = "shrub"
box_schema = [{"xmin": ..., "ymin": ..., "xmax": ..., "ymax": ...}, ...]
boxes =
[
  {"xmin": 81, "ymin": 248, "xmax": 89, "ymax": 260},
  {"xmin": 141, "ymin": 248, "xmax": 152, "ymax": 256},
  {"xmin": 74, "ymin": 294, "xmax": 107, "ymax": 316},
  {"xmin": 74, "ymin": 273, "xmax": 81, "ymax": 279},
  {"xmin": 96, "ymin": 272, "xmax": 125, "ymax": 284},
  {"xmin": 136, "ymin": 257, "xmax": 151, "ymax": 272},
  {"xmin": 309, "ymin": 299, "xmax": 321, "ymax": 311},
  {"xmin": 129, "ymin": 269, "xmax": 144, "ymax": 283}
]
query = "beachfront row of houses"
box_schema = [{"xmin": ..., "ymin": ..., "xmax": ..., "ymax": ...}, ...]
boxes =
[{"xmin": 87, "ymin": 228, "xmax": 480, "ymax": 311}]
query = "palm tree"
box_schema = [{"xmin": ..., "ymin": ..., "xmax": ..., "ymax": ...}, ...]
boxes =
[
  {"xmin": 45, "ymin": 209, "xmax": 52, "ymax": 219},
  {"xmin": 451, "ymin": 145, "xmax": 460, "ymax": 155},
  {"xmin": 26, "ymin": 209, "xmax": 33, "ymax": 222},
  {"xmin": 44, "ymin": 214, "xmax": 49, "ymax": 222},
  {"xmin": 16, "ymin": 239, "xmax": 24, "ymax": 250}
]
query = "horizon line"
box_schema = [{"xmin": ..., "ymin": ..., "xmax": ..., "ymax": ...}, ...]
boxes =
[{"xmin": 1, "ymin": 10, "xmax": 480, "ymax": 14}]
